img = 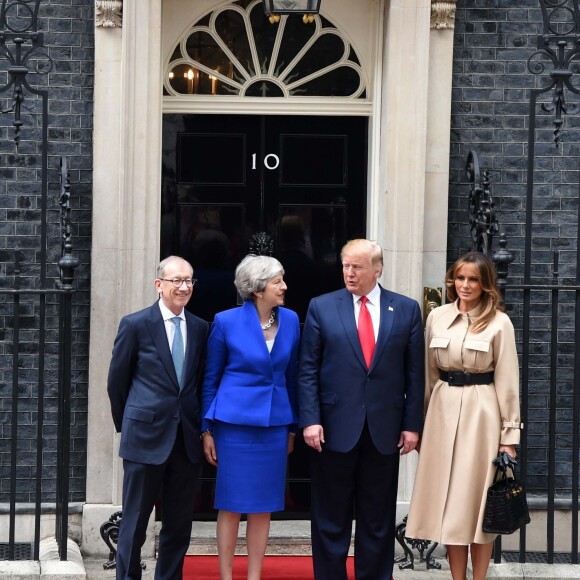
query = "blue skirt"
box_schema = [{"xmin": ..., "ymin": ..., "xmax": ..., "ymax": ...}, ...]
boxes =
[{"xmin": 213, "ymin": 421, "xmax": 289, "ymax": 513}]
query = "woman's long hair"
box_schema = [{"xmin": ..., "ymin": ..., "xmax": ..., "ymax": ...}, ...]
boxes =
[{"xmin": 445, "ymin": 251, "xmax": 503, "ymax": 333}]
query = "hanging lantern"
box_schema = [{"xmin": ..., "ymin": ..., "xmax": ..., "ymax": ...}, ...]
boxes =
[{"xmin": 262, "ymin": 0, "xmax": 321, "ymax": 17}]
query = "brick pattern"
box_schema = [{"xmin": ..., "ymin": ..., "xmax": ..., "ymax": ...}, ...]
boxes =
[
  {"xmin": 451, "ymin": 1, "xmax": 578, "ymax": 493},
  {"xmin": 0, "ymin": 0, "xmax": 93, "ymax": 503}
]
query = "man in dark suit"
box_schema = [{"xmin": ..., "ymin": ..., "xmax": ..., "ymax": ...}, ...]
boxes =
[
  {"xmin": 298, "ymin": 239, "xmax": 425, "ymax": 580},
  {"xmin": 107, "ymin": 256, "xmax": 209, "ymax": 580}
]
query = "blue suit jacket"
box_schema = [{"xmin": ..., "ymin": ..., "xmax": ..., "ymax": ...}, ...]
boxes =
[
  {"xmin": 201, "ymin": 302, "xmax": 300, "ymax": 431},
  {"xmin": 298, "ymin": 286, "xmax": 425, "ymax": 454},
  {"xmin": 107, "ymin": 302, "xmax": 209, "ymax": 465}
]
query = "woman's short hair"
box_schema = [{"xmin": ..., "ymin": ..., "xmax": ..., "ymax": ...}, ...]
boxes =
[
  {"xmin": 234, "ymin": 254, "xmax": 285, "ymax": 301},
  {"xmin": 445, "ymin": 251, "xmax": 502, "ymax": 332}
]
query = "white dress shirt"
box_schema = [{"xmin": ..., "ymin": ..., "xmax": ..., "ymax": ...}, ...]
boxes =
[
  {"xmin": 352, "ymin": 283, "xmax": 381, "ymax": 342},
  {"xmin": 158, "ymin": 300, "xmax": 187, "ymax": 355}
]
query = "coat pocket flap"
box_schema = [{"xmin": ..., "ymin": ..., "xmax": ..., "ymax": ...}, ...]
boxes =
[
  {"xmin": 429, "ymin": 337, "xmax": 450, "ymax": 349},
  {"xmin": 464, "ymin": 339, "xmax": 490, "ymax": 352},
  {"xmin": 125, "ymin": 406, "xmax": 155, "ymax": 423}
]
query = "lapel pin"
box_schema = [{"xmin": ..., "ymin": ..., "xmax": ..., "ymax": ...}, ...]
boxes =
[{"xmin": 388, "ymin": 306, "xmax": 394, "ymax": 311}]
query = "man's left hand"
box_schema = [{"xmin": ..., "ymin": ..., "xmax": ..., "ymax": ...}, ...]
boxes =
[{"xmin": 398, "ymin": 431, "xmax": 419, "ymax": 455}]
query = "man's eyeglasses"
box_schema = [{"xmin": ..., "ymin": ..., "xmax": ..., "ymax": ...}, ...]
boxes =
[{"xmin": 160, "ymin": 278, "xmax": 197, "ymax": 288}]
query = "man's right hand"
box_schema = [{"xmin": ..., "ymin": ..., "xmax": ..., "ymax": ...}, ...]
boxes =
[{"xmin": 303, "ymin": 424, "xmax": 325, "ymax": 452}]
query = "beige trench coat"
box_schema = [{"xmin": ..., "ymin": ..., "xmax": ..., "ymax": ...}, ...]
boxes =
[{"xmin": 405, "ymin": 300, "xmax": 522, "ymax": 545}]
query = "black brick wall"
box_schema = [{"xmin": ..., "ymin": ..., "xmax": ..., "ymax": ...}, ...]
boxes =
[
  {"xmin": 0, "ymin": 0, "xmax": 573, "ymax": 503},
  {"xmin": 451, "ymin": 1, "xmax": 578, "ymax": 494},
  {"xmin": 0, "ymin": 0, "xmax": 93, "ymax": 503}
]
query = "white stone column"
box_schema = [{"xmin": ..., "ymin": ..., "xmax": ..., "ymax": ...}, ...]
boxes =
[
  {"xmin": 377, "ymin": 0, "xmax": 431, "ymax": 506},
  {"xmin": 378, "ymin": 0, "xmax": 431, "ymax": 305},
  {"xmin": 83, "ymin": 0, "xmax": 163, "ymax": 557},
  {"xmin": 424, "ymin": 1, "xmax": 456, "ymax": 299}
]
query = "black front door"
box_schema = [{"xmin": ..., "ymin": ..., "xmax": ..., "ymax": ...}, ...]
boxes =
[{"xmin": 161, "ymin": 113, "xmax": 367, "ymax": 517}]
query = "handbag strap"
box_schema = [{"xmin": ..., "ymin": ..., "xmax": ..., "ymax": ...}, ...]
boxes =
[{"xmin": 492, "ymin": 451, "xmax": 518, "ymax": 482}]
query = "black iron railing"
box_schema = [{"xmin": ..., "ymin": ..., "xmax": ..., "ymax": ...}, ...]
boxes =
[
  {"xmin": 0, "ymin": 0, "xmax": 80, "ymax": 562},
  {"xmin": 466, "ymin": 150, "xmax": 499, "ymax": 257},
  {"xmin": 467, "ymin": 150, "xmax": 580, "ymax": 566},
  {"xmin": 464, "ymin": 1, "xmax": 580, "ymax": 565},
  {"xmin": 0, "ymin": 157, "xmax": 78, "ymax": 561}
]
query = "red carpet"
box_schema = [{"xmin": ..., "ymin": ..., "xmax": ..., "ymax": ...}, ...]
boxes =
[{"xmin": 183, "ymin": 555, "xmax": 355, "ymax": 579}]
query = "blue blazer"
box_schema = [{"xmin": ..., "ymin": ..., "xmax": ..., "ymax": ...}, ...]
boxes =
[
  {"xmin": 107, "ymin": 302, "xmax": 209, "ymax": 465},
  {"xmin": 298, "ymin": 286, "xmax": 425, "ymax": 455},
  {"xmin": 201, "ymin": 302, "xmax": 300, "ymax": 431}
]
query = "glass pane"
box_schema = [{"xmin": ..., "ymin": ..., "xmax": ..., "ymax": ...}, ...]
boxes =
[
  {"xmin": 289, "ymin": 33, "xmax": 345, "ymax": 80},
  {"xmin": 196, "ymin": 13, "xmax": 211, "ymax": 27},
  {"xmin": 215, "ymin": 9, "xmax": 256, "ymax": 77},
  {"xmin": 349, "ymin": 47, "xmax": 360, "ymax": 65},
  {"xmin": 249, "ymin": 2, "xmax": 279, "ymax": 73},
  {"xmin": 185, "ymin": 30, "xmax": 222, "ymax": 67},
  {"xmin": 245, "ymin": 80, "xmax": 284, "ymax": 97},
  {"xmin": 185, "ymin": 31, "xmax": 245, "ymax": 90},
  {"xmin": 275, "ymin": 16, "xmax": 316, "ymax": 75},
  {"xmin": 168, "ymin": 64, "xmax": 240, "ymax": 96},
  {"xmin": 290, "ymin": 66, "xmax": 362, "ymax": 97}
]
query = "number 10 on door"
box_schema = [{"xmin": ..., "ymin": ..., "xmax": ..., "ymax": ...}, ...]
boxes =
[{"xmin": 251, "ymin": 153, "xmax": 280, "ymax": 170}]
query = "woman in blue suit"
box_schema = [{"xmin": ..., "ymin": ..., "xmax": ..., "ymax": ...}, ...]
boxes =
[{"xmin": 201, "ymin": 254, "xmax": 300, "ymax": 580}]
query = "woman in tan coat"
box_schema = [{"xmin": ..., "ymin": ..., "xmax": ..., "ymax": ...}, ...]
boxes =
[{"xmin": 406, "ymin": 251, "xmax": 522, "ymax": 580}]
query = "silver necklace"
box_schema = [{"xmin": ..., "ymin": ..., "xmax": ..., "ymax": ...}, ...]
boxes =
[{"xmin": 261, "ymin": 309, "xmax": 276, "ymax": 330}]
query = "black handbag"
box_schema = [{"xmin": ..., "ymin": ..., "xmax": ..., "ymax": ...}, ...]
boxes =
[{"xmin": 482, "ymin": 452, "xmax": 531, "ymax": 534}]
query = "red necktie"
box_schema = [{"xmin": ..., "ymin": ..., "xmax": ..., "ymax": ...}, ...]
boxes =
[{"xmin": 358, "ymin": 296, "xmax": 375, "ymax": 368}]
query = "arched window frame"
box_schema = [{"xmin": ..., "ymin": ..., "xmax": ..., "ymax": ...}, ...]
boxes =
[{"xmin": 163, "ymin": 0, "xmax": 368, "ymax": 100}]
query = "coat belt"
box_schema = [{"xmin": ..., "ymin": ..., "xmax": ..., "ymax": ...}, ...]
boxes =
[{"xmin": 439, "ymin": 369, "xmax": 494, "ymax": 386}]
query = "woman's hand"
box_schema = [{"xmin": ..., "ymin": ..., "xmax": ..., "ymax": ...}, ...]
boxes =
[
  {"xmin": 203, "ymin": 433, "xmax": 218, "ymax": 466},
  {"xmin": 499, "ymin": 444, "xmax": 516, "ymax": 458}
]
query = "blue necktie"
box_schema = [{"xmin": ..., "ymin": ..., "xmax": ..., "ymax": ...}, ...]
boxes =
[{"xmin": 171, "ymin": 316, "xmax": 184, "ymax": 388}]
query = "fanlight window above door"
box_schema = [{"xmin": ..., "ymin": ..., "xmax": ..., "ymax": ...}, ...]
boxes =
[{"xmin": 164, "ymin": 0, "xmax": 367, "ymax": 98}]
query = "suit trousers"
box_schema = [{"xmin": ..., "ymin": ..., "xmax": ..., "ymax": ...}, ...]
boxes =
[
  {"xmin": 309, "ymin": 422, "xmax": 400, "ymax": 580},
  {"xmin": 116, "ymin": 424, "xmax": 201, "ymax": 580}
]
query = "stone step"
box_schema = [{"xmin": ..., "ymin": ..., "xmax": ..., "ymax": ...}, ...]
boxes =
[
  {"xmin": 187, "ymin": 521, "xmax": 313, "ymax": 556},
  {"xmin": 182, "ymin": 521, "xmax": 580, "ymax": 579}
]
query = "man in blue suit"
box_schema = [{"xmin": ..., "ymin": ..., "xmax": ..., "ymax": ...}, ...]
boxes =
[
  {"xmin": 298, "ymin": 239, "xmax": 425, "ymax": 580},
  {"xmin": 107, "ymin": 256, "xmax": 209, "ymax": 580}
]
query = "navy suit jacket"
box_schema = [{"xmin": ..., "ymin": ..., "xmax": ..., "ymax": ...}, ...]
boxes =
[
  {"xmin": 107, "ymin": 302, "xmax": 209, "ymax": 465},
  {"xmin": 201, "ymin": 301, "xmax": 300, "ymax": 431},
  {"xmin": 298, "ymin": 286, "xmax": 425, "ymax": 455}
]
